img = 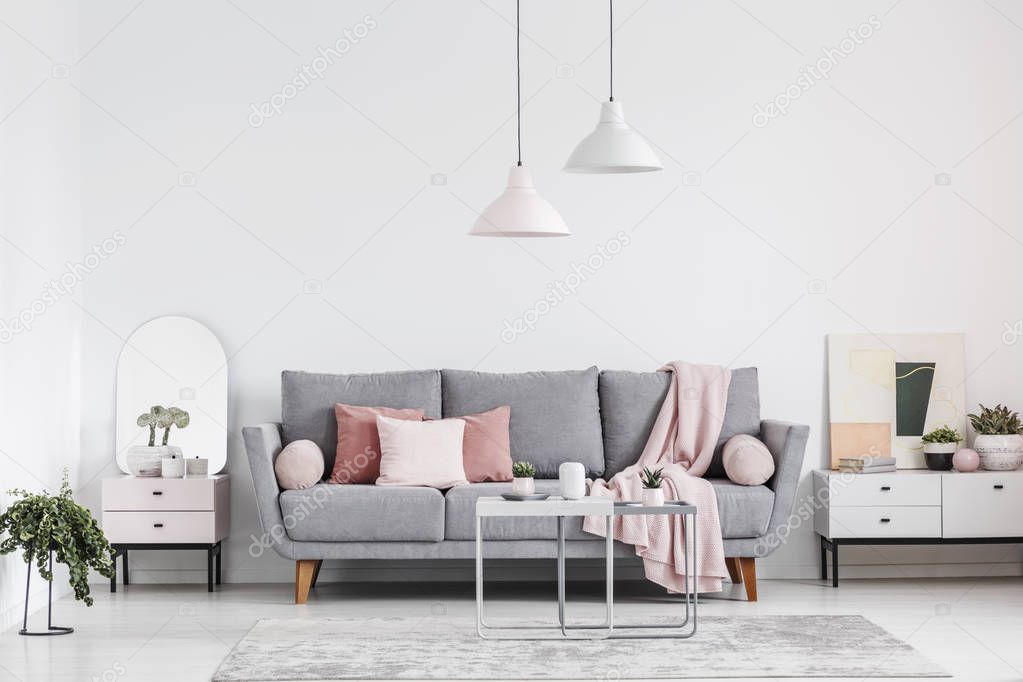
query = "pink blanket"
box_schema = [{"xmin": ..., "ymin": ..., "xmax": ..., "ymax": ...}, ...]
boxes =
[{"xmin": 583, "ymin": 361, "xmax": 730, "ymax": 593}]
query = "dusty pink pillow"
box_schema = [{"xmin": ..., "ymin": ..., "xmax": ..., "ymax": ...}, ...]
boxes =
[
  {"xmin": 330, "ymin": 404, "xmax": 425, "ymax": 484},
  {"xmin": 459, "ymin": 406, "xmax": 513, "ymax": 482},
  {"xmin": 723, "ymin": 434, "xmax": 775, "ymax": 486},
  {"xmin": 375, "ymin": 415, "xmax": 468, "ymax": 489},
  {"xmin": 274, "ymin": 439, "xmax": 325, "ymax": 490}
]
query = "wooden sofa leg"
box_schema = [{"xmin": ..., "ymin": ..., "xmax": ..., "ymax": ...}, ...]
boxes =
[
  {"xmin": 295, "ymin": 560, "xmax": 319, "ymax": 604},
  {"xmin": 310, "ymin": 559, "xmax": 322, "ymax": 589},
  {"xmin": 738, "ymin": 557, "xmax": 758, "ymax": 602},
  {"xmin": 725, "ymin": 557, "xmax": 743, "ymax": 584}
]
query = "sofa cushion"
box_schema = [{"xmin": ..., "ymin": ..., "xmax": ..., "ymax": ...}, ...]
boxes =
[
  {"xmin": 598, "ymin": 367, "xmax": 761, "ymax": 478},
  {"xmin": 441, "ymin": 367, "xmax": 603, "ymax": 478},
  {"xmin": 710, "ymin": 479, "xmax": 775, "ymax": 538},
  {"xmin": 444, "ymin": 481, "xmax": 592, "ymax": 540},
  {"xmin": 282, "ymin": 370, "xmax": 442, "ymax": 475},
  {"xmin": 280, "ymin": 484, "xmax": 444, "ymax": 542}
]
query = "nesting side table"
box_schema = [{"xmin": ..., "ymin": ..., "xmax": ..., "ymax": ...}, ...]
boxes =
[{"xmin": 102, "ymin": 474, "xmax": 230, "ymax": 592}]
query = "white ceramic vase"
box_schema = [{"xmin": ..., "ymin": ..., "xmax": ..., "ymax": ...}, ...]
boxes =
[
  {"xmin": 127, "ymin": 446, "xmax": 168, "ymax": 477},
  {"xmin": 558, "ymin": 462, "xmax": 585, "ymax": 500},
  {"xmin": 642, "ymin": 487, "xmax": 665, "ymax": 507},
  {"xmin": 511, "ymin": 477, "xmax": 535, "ymax": 495},
  {"xmin": 974, "ymin": 434, "xmax": 1023, "ymax": 471}
]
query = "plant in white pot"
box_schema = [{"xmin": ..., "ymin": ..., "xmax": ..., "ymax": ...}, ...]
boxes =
[
  {"xmin": 921, "ymin": 425, "xmax": 961, "ymax": 471},
  {"xmin": 640, "ymin": 467, "xmax": 665, "ymax": 507},
  {"xmin": 511, "ymin": 461, "xmax": 535, "ymax": 495},
  {"xmin": 968, "ymin": 404, "xmax": 1023, "ymax": 471},
  {"xmin": 127, "ymin": 406, "xmax": 172, "ymax": 476}
]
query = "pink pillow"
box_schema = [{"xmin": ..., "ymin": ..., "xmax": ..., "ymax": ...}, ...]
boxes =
[
  {"xmin": 330, "ymin": 404, "xmax": 425, "ymax": 484},
  {"xmin": 723, "ymin": 434, "xmax": 775, "ymax": 486},
  {"xmin": 275, "ymin": 440, "xmax": 325, "ymax": 490},
  {"xmin": 460, "ymin": 406, "xmax": 513, "ymax": 482},
  {"xmin": 375, "ymin": 415, "xmax": 468, "ymax": 489}
]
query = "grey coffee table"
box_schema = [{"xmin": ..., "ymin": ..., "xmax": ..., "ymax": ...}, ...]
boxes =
[{"xmin": 475, "ymin": 496, "xmax": 698, "ymax": 640}]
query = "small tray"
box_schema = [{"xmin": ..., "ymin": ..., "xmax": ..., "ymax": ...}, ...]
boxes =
[{"xmin": 500, "ymin": 493, "xmax": 551, "ymax": 502}]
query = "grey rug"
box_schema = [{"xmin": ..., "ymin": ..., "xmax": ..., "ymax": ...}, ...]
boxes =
[{"xmin": 213, "ymin": 616, "xmax": 947, "ymax": 680}]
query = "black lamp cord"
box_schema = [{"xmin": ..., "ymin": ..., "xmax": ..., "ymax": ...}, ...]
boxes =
[
  {"xmin": 516, "ymin": 0, "xmax": 522, "ymax": 166},
  {"xmin": 609, "ymin": 0, "xmax": 614, "ymax": 102}
]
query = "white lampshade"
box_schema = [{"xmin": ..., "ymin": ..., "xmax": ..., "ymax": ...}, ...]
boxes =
[
  {"xmin": 564, "ymin": 101, "xmax": 662, "ymax": 174},
  {"xmin": 470, "ymin": 165, "xmax": 571, "ymax": 237}
]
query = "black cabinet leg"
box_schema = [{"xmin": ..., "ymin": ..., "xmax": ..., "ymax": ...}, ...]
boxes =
[
  {"xmin": 215, "ymin": 544, "xmax": 222, "ymax": 585},
  {"xmin": 831, "ymin": 542, "xmax": 839, "ymax": 588},
  {"xmin": 819, "ymin": 536, "xmax": 827, "ymax": 581},
  {"xmin": 110, "ymin": 550, "xmax": 118, "ymax": 593},
  {"xmin": 207, "ymin": 547, "xmax": 214, "ymax": 593},
  {"xmin": 122, "ymin": 549, "xmax": 129, "ymax": 586}
]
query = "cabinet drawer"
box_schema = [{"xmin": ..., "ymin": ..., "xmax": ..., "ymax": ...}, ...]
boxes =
[
  {"xmin": 103, "ymin": 477, "xmax": 215, "ymax": 511},
  {"xmin": 828, "ymin": 474, "xmax": 941, "ymax": 507},
  {"xmin": 942, "ymin": 473, "xmax": 1023, "ymax": 538},
  {"xmin": 828, "ymin": 506, "xmax": 941, "ymax": 538},
  {"xmin": 103, "ymin": 511, "xmax": 221, "ymax": 543}
]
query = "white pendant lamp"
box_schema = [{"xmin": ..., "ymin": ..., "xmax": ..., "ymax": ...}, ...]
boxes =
[
  {"xmin": 564, "ymin": 0, "xmax": 662, "ymax": 174},
  {"xmin": 470, "ymin": 0, "xmax": 570, "ymax": 237}
]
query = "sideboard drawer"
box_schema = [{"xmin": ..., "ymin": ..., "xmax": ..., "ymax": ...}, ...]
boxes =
[
  {"xmin": 103, "ymin": 511, "xmax": 224, "ymax": 543},
  {"xmin": 828, "ymin": 473, "xmax": 941, "ymax": 507},
  {"xmin": 828, "ymin": 506, "xmax": 941, "ymax": 538},
  {"xmin": 942, "ymin": 473, "xmax": 1023, "ymax": 538},
  {"xmin": 103, "ymin": 477, "xmax": 216, "ymax": 511}
]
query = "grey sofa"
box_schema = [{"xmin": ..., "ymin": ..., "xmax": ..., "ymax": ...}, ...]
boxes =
[{"xmin": 243, "ymin": 366, "xmax": 808, "ymax": 603}]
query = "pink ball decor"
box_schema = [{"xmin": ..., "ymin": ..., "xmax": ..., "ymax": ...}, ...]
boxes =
[{"xmin": 953, "ymin": 448, "xmax": 980, "ymax": 473}]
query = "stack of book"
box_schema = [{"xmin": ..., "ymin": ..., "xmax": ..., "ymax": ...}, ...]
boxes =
[{"xmin": 837, "ymin": 456, "xmax": 896, "ymax": 474}]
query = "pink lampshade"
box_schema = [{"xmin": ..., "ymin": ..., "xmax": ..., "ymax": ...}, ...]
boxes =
[{"xmin": 469, "ymin": 165, "xmax": 571, "ymax": 238}]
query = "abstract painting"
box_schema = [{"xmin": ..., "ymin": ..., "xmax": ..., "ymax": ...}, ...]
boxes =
[{"xmin": 827, "ymin": 334, "xmax": 966, "ymax": 469}]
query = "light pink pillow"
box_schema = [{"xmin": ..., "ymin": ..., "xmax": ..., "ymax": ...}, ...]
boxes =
[
  {"xmin": 723, "ymin": 434, "xmax": 775, "ymax": 486},
  {"xmin": 459, "ymin": 406, "xmax": 512, "ymax": 483},
  {"xmin": 330, "ymin": 404, "xmax": 425, "ymax": 484},
  {"xmin": 274, "ymin": 439, "xmax": 325, "ymax": 490},
  {"xmin": 375, "ymin": 415, "xmax": 468, "ymax": 489}
]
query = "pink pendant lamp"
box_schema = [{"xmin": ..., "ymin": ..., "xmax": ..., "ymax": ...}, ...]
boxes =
[{"xmin": 470, "ymin": 0, "xmax": 570, "ymax": 237}]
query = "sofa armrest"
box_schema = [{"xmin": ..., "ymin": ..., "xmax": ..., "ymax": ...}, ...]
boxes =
[
  {"xmin": 759, "ymin": 419, "xmax": 810, "ymax": 548},
  {"xmin": 242, "ymin": 422, "xmax": 295, "ymax": 560}
]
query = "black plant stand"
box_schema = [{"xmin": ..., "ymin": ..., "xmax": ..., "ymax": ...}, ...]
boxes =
[{"xmin": 19, "ymin": 546, "xmax": 73, "ymax": 636}]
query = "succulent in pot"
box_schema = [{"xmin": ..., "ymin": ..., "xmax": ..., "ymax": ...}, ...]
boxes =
[
  {"xmin": 968, "ymin": 404, "xmax": 1023, "ymax": 471},
  {"xmin": 511, "ymin": 461, "xmax": 536, "ymax": 495},
  {"xmin": 921, "ymin": 425, "xmax": 962, "ymax": 471},
  {"xmin": 640, "ymin": 467, "xmax": 665, "ymax": 507}
]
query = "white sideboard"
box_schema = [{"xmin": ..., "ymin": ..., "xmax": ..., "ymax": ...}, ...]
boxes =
[
  {"xmin": 102, "ymin": 474, "xmax": 230, "ymax": 592},
  {"xmin": 813, "ymin": 469, "xmax": 1023, "ymax": 585}
]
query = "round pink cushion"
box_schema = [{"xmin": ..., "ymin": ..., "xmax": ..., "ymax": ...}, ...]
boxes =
[
  {"xmin": 722, "ymin": 434, "xmax": 775, "ymax": 486},
  {"xmin": 274, "ymin": 439, "xmax": 325, "ymax": 490}
]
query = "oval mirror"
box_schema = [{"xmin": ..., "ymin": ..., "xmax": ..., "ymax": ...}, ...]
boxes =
[{"xmin": 115, "ymin": 316, "xmax": 228, "ymax": 474}]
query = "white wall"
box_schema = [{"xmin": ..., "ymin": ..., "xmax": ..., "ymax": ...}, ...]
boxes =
[
  {"xmin": 25, "ymin": 0, "xmax": 1023, "ymax": 585},
  {"xmin": 0, "ymin": 0, "xmax": 82, "ymax": 629}
]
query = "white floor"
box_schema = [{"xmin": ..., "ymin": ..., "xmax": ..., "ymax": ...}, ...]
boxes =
[{"xmin": 1, "ymin": 577, "xmax": 1022, "ymax": 682}]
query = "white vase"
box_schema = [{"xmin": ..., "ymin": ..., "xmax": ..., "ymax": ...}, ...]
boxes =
[
  {"xmin": 558, "ymin": 462, "xmax": 585, "ymax": 500},
  {"xmin": 974, "ymin": 434, "xmax": 1023, "ymax": 471},
  {"xmin": 161, "ymin": 454, "xmax": 185, "ymax": 478},
  {"xmin": 511, "ymin": 477, "xmax": 535, "ymax": 495},
  {"xmin": 127, "ymin": 446, "xmax": 168, "ymax": 477},
  {"xmin": 642, "ymin": 488, "xmax": 665, "ymax": 507}
]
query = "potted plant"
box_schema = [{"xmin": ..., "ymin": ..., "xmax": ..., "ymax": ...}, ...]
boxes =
[
  {"xmin": 640, "ymin": 467, "xmax": 665, "ymax": 507},
  {"xmin": 127, "ymin": 405, "xmax": 172, "ymax": 476},
  {"xmin": 511, "ymin": 461, "xmax": 535, "ymax": 495},
  {"xmin": 921, "ymin": 425, "xmax": 962, "ymax": 471},
  {"xmin": 0, "ymin": 469, "xmax": 115, "ymax": 635},
  {"xmin": 968, "ymin": 404, "xmax": 1023, "ymax": 471}
]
